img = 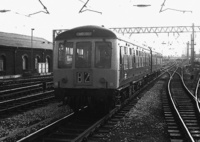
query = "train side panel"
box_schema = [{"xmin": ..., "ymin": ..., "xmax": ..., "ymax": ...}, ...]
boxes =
[{"xmin": 117, "ymin": 39, "xmax": 152, "ymax": 88}]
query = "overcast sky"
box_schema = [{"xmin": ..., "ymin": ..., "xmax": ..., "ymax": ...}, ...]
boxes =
[{"xmin": 1, "ymin": 0, "xmax": 200, "ymax": 56}]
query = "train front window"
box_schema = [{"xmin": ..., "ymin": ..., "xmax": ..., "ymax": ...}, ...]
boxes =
[
  {"xmin": 58, "ymin": 42, "xmax": 73, "ymax": 68},
  {"xmin": 75, "ymin": 42, "xmax": 91, "ymax": 68},
  {"xmin": 95, "ymin": 42, "xmax": 112, "ymax": 68}
]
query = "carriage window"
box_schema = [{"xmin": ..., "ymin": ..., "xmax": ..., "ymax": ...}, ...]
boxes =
[
  {"xmin": 120, "ymin": 46, "xmax": 128, "ymax": 70},
  {"xmin": 141, "ymin": 51, "xmax": 144, "ymax": 67},
  {"xmin": 58, "ymin": 42, "xmax": 73, "ymax": 68},
  {"xmin": 75, "ymin": 42, "xmax": 91, "ymax": 68},
  {"xmin": 136, "ymin": 50, "xmax": 139, "ymax": 68},
  {"xmin": 145, "ymin": 53, "xmax": 147, "ymax": 66},
  {"xmin": 129, "ymin": 48, "xmax": 132, "ymax": 69},
  {"xmin": 95, "ymin": 42, "xmax": 112, "ymax": 68},
  {"xmin": 148, "ymin": 54, "xmax": 152, "ymax": 66},
  {"xmin": 132, "ymin": 49, "xmax": 135, "ymax": 64}
]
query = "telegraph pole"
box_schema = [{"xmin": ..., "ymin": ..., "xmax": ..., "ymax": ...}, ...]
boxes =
[
  {"xmin": 147, "ymin": 46, "xmax": 152, "ymax": 73},
  {"xmin": 110, "ymin": 24, "xmax": 198, "ymax": 69},
  {"xmin": 191, "ymin": 23, "xmax": 195, "ymax": 69},
  {"xmin": 187, "ymin": 42, "xmax": 189, "ymax": 59}
]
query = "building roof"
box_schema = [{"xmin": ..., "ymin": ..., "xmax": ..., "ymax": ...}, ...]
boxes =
[{"xmin": 0, "ymin": 32, "xmax": 52, "ymax": 50}]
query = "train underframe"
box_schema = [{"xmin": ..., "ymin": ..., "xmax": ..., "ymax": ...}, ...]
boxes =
[
  {"xmin": 54, "ymin": 71, "xmax": 160, "ymax": 114},
  {"xmin": 55, "ymin": 88, "xmax": 116, "ymax": 114}
]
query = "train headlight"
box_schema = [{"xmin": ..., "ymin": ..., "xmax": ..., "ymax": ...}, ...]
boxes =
[{"xmin": 99, "ymin": 77, "xmax": 107, "ymax": 84}]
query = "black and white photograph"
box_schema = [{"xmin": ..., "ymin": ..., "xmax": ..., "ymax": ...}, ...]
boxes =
[{"xmin": 0, "ymin": 0, "xmax": 200, "ymax": 141}]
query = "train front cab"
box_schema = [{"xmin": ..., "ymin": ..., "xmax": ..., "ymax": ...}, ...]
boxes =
[{"xmin": 53, "ymin": 38, "xmax": 119, "ymax": 113}]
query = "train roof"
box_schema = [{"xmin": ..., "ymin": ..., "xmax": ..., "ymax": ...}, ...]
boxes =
[
  {"xmin": 55, "ymin": 25, "xmax": 148, "ymax": 48},
  {"xmin": 0, "ymin": 32, "xmax": 52, "ymax": 50},
  {"xmin": 55, "ymin": 25, "xmax": 162, "ymax": 55},
  {"xmin": 55, "ymin": 25, "xmax": 117, "ymax": 40}
]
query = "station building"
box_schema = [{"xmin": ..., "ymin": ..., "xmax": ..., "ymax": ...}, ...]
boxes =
[{"xmin": 0, "ymin": 32, "xmax": 52, "ymax": 77}]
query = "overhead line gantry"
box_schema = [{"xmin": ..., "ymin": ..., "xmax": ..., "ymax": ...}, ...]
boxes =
[
  {"xmin": 109, "ymin": 24, "xmax": 199, "ymax": 68},
  {"xmin": 109, "ymin": 25, "xmax": 200, "ymax": 34},
  {"xmin": 53, "ymin": 24, "xmax": 199, "ymax": 68}
]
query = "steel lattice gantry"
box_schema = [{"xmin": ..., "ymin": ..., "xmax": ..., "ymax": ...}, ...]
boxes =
[
  {"xmin": 109, "ymin": 24, "xmax": 200, "ymax": 68},
  {"xmin": 109, "ymin": 25, "xmax": 200, "ymax": 35},
  {"xmin": 52, "ymin": 25, "xmax": 200, "ymax": 68},
  {"xmin": 53, "ymin": 25, "xmax": 200, "ymax": 38}
]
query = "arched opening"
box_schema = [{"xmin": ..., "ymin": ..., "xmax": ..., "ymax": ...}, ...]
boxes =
[
  {"xmin": 35, "ymin": 56, "xmax": 40, "ymax": 70},
  {"xmin": 0, "ymin": 55, "xmax": 6, "ymax": 72},
  {"xmin": 46, "ymin": 56, "xmax": 50, "ymax": 72},
  {"xmin": 22, "ymin": 55, "xmax": 28, "ymax": 70}
]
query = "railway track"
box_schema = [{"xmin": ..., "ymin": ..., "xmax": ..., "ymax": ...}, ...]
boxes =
[
  {"xmin": 0, "ymin": 82, "xmax": 54, "ymax": 116},
  {"xmin": 16, "ymin": 88, "xmax": 146, "ymax": 142},
  {"xmin": 16, "ymin": 66, "xmax": 171, "ymax": 142},
  {"xmin": 162, "ymin": 67, "xmax": 200, "ymax": 141},
  {"xmin": 183, "ymin": 66, "xmax": 200, "ymax": 94},
  {"xmin": 0, "ymin": 75, "xmax": 53, "ymax": 91}
]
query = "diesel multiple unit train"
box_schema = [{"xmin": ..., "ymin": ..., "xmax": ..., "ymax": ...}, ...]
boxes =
[{"xmin": 53, "ymin": 25, "xmax": 162, "ymax": 113}]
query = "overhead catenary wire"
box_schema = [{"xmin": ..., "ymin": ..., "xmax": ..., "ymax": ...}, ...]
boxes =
[
  {"xmin": 79, "ymin": 0, "xmax": 102, "ymax": 14},
  {"xmin": 28, "ymin": 0, "xmax": 50, "ymax": 16},
  {"xmin": 0, "ymin": 0, "xmax": 50, "ymax": 17},
  {"xmin": 159, "ymin": 0, "xmax": 192, "ymax": 13}
]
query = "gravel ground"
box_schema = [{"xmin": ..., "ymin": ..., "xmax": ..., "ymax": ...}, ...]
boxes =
[
  {"xmin": 0, "ymin": 102, "xmax": 72, "ymax": 142},
  {"xmin": 99, "ymin": 79, "xmax": 170, "ymax": 142},
  {"xmin": 0, "ymin": 76, "xmax": 170, "ymax": 142},
  {"xmin": 183, "ymin": 66, "xmax": 200, "ymax": 93}
]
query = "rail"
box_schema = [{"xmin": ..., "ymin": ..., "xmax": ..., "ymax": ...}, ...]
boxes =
[
  {"xmin": 16, "ymin": 64, "xmax": 173, "ymax": 142},
  {"xmin": 167, "ymin": 67, "xmax": 195, "ymax": 142}
]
